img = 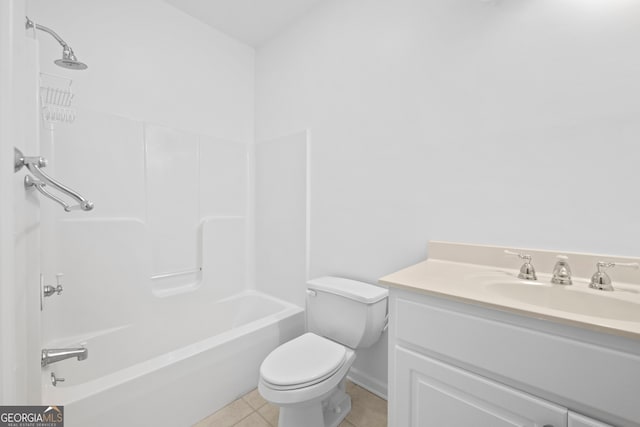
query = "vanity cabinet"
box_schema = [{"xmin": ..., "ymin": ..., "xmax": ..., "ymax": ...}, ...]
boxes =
[{"xmin": 387, "ymin": 288, "xmax": 640, "ymax": 427}]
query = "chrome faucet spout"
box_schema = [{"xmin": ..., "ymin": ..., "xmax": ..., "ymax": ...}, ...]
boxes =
[
  {"xmin": 551, "ymin": 255, "xmax": 572, "ymax": 285},
  {"xmin": 41, "ymin": 347, "xmax": 88, "ymax": 367}
]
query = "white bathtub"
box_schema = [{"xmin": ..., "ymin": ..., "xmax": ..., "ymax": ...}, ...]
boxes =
[{"xmin": 41, "ymin": 291, "xmax": 304, "ymax": 427}]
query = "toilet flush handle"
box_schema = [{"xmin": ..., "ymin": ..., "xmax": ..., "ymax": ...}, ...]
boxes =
[{"xmin": 306, "ymin": 289, "xmax": 317, "ymax": 297}]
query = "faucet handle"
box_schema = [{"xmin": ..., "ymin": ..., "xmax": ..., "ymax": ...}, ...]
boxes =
[
  {"xmin": 43, "ymin": 274, "xmax": 63, "ymax": 298},
  {"xmin": 504, "ymin": 250, "xmax": 537, "ymax": 281},
  {"xmin": 504, "ymin": 250, "xmax": 531, "ymax": 262},
  {"xmin": 599, "ymin": 261, "xmax": 639, "ymax": 270},
  {"xmin": 54, "ymin": 273, "xmax": 64, "ymax": 295},
  {"xmin": 589, "ymin": 261, "xmax": 639, "ymax": 291}
]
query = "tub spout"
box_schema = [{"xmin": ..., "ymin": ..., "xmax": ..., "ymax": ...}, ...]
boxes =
[{"xmin": 41, "ymin": 347, "xmax": 88, "ymax": 367}]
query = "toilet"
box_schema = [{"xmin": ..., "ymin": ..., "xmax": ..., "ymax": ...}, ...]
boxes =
[{"xmin": 258, "ymin": 276, "xmax": 388, "ymax": 427}]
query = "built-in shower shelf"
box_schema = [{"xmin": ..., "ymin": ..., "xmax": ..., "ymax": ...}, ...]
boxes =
[
  {"xmin": 151, "ymin": 267, "xmax": 203, "ymax": 280},
  {"xmin": 151, "ymin": 268, "xmax": 204, "ymax": 298}
]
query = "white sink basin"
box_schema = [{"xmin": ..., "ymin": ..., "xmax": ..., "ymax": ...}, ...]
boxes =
[{"xmin": 485, "ymin": 281, "xmax": 640, "ymax": 323}]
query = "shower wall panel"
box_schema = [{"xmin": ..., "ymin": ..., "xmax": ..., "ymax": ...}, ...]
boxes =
[
  {"xmin": 145, "ymin": 124, "xmax": 200, "ymax": 284},
  {"xmin": 202, "ymin": 218, "xmax": 247, "ymax": 301},
  {"xmin": 53, "ymin": 110, "xmax": 145, "ymax": 219},
  {"xmin": 41, "ymin": 109, "xmax": 249, "ymax": 343},
  {"xmin": 43, "ymin": 218, "xmax": 148, "ymax": 342},
  {"xmin": 199, "ymin": 137, "xmax": 247, "ymax": 217}
]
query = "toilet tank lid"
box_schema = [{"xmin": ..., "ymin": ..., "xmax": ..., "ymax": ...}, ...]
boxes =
[{"xmin": 307, "ymin": 276, "xmax": 388, "ymax": 304}]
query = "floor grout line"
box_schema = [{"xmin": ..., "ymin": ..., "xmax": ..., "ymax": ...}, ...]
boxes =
[
  {"xmin": 231, "ymin": 411, "xmax": 253, "ymax": 427},
  {"xmin": 196, "ymin": 380, "xmax": 386, "ymax": 427},
  {"xmin": 255, "ymin": 410, "xmax": 273, "ymax": 427}
]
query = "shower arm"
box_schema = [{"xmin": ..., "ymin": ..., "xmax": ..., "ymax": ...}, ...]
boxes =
[
  {"xmin": 15, "ymin": 147, "xmax": 94, "ymax": 212},
  {"xmin": 25, "ymin": 17, "xmax": 70, "ymax": 49},
  {"xmin": 25, "ymin": 16, "xmax": 87, "ymax": 70}
]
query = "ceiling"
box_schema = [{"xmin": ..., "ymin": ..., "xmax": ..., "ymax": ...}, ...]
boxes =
[{"xmin": 164, "ymin": 0, "xmax": 326, "ymax": 47}]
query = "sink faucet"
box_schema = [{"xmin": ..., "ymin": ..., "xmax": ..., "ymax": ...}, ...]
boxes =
[
  {"xmin": 504, "ymin": 250, "xmax": 537, "ymax": 281},
  {"xmin": 589, "ymin": 261, "xmax": 639, "ymax": 292},
  {"xmin": 551, "ymin": 255, "xmax": 572, "ymax": 285},
  {"xmin": 41, "ymin": 347, "xmax": 88, "ymax": 367}
]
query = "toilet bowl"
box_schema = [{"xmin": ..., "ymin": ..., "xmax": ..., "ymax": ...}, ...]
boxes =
[
  {"xmin": 259, "ymin": 333, "xmax": 355, "ymax": 427},
  {"xmin": 258, "ymin": 277, "xmax": 388, "ymax": 427}
]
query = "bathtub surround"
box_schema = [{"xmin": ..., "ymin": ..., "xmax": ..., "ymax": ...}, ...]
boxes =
[
  {"xmin": 38, "ymin": 110, "xmax": 250, "ymax": 341},
  {"xmin": 20, "ymin": 0, "xmax": 259, "ymax": 422},
  {"xmin": 144, "ymin": 123, "xmax": 249, "ymax": 295},
  {"xmin": 27, "ymin": 0, "xmax": 257, "ymax": 307},
  {"xmin": 145, "ymin": 124, "xmax": 201, "ymax": 283}
]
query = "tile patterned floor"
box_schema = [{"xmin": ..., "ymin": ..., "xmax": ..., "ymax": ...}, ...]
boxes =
[{"xmin": 193, "ymin": 381, "xmax": 387, "ymax": 427}]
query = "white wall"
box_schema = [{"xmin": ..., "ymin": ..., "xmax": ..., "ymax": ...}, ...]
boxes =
[
  {"xmin": 256, "ymin": 0, "xmax": 640, "ymax": 395},
  {"xmin": 27, "ymin": 0, "xmax": 254, "ymax": 141}
]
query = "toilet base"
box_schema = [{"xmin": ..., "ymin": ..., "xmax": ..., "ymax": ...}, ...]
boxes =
[{"xmin": 278, "ymin": 379, "xmax": 351, "ymax": 427}]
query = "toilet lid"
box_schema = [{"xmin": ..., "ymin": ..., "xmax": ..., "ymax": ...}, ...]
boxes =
[{"xmin": 260, "ymin": 333, "xmax": 347, "ymax": 388}]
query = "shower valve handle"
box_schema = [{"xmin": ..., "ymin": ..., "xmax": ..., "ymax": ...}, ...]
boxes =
[{"xmin": 44, "ymin": 274, "xmax": 64, "ymax": 297}]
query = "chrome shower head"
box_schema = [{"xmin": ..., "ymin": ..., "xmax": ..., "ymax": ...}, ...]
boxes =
[
  {"xmin": 55, "ymin": 58, "xmax": 88, "ymax": 70},
  {"xmin": 25, "ymin": 16, "xmax": 88, "ymax": 71},
  {"xmin": 54, "ymin": 46, "xmax": 88, "ymax": 70}
]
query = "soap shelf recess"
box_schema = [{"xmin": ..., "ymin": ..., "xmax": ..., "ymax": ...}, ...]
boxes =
[{"xmin": 39, "ymin": 72, "xmax": 76, "ymax": 128}]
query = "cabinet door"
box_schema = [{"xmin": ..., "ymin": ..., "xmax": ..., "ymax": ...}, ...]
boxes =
[
  {"xmin": 568, "ymin": 412, "xmax": 613, "ymax": 427},
  {"xmin": 393, "ymin": 346, "xmax": 567, "ymax": 427}
]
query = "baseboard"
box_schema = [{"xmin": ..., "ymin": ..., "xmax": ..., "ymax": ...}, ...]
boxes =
[{"xmin": 347, "ymin": 367, "xmax": 388, "ymax": 400}]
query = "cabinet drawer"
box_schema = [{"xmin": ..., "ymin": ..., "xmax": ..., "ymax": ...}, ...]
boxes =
[{"xmin": 393, "ymin": 346, "xmax": 567, "ymax": 427}]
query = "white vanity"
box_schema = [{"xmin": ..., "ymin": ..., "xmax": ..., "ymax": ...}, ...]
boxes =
[{"xmin": 381, "ymin": 242, "xmax": 640, "ymax": 427}]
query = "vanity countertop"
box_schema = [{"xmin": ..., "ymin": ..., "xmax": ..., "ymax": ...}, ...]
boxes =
[{"xmin": 380, "ymin": 241, "xmax": 640, "ymax": 340}]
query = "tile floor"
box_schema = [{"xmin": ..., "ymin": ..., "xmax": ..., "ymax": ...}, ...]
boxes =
[{"xmin": 193, "ymin": 380, "xmax": 387, "ymax": 427}]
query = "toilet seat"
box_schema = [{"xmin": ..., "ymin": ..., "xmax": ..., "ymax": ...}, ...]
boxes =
[{"xmin": 260, "ymin": 333, "xmax": 347, "ymax": 391}]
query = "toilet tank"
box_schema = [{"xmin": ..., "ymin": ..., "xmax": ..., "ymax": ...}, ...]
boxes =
[{"xmin": 306, "ymin": 277, "xmax": 388, "ymax": 349}]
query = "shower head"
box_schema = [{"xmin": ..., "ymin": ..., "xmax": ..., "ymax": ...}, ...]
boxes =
[
  {"xmin": 55, "ymin": 58, "xmax": 88, "ymax": 71},
  {"xmin": 25, "ymin": 16, "xmax": 88, "ymax": 71},
  {"xmin": 54, "ymin": 46, "xmax": 88, "ymax": 70}
]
